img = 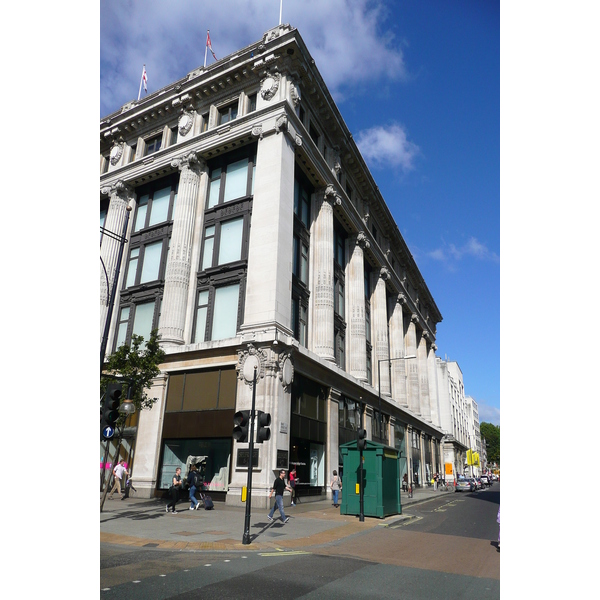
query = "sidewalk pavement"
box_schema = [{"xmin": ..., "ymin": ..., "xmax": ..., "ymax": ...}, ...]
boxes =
[{"xmin": 100, "ymin": 486, "xmax": 446, "ymax": 553}]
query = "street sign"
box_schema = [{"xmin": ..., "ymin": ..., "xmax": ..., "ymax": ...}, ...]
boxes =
[{"xmin": 102, "ymin": 425, "xmax": 115, "ymax": 440}]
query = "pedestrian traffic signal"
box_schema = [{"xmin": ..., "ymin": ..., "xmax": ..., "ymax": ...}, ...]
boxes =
[
  {"xmin": 233, "ymin": 410, "xmax": 251, "ymax": 443},
  {"xmin": 357, "ymin": 428, "xmax": 367, "ymax": 451},
  {"xmin": 101, "ymin": 383, "xmax": 122, "ymax": 439},
  {"xmin": 256, "ymin": 411, "xmax": 271, "ymax": 443}
]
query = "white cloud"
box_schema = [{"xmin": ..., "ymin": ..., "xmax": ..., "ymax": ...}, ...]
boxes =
[
  {"xmin": 427, "ymin": 237, "xmax": 499, "ymax": 265},
  {"xmin": 476, "ymin": 401, "xmax": 500, "ymax": 427},
  {"xmin": 355, "ymin": 123, "xmax": 420, "ymax": 171},
  {"xmin": 100, "ymin": 0, "xmax": 408, "ymax": 117}
]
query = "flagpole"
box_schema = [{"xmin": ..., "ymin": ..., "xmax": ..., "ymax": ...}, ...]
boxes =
[
  {"xmin": 204, "ymin": 30, "xmax": 209, "ymax": 68},
  {"xmin": 137, "ymin": 64, "xmax": 145, "ymax": 101},
  {"xmin": 279, "ymin": 0, "xmax": 283, "ymax": 25}
]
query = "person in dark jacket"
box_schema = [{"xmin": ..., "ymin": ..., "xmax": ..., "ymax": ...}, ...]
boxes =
[
  {"xmin": 166, "ymin": 467, "xmax": 182, "ymax": 513},
  {"xmin": 187, "ymin": 465, "xmax": 200, "ymax": 510},
  {"xmin": 267, "ymin": 470, "xmax": 292, "ymax": 523}
]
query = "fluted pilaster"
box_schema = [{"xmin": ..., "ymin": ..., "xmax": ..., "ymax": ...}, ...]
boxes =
[
  {"xmin": 158, "ymin": 152, "xmax": 205, "ymax": 346},
  {"xmin": 100, "ymin": 180, "xmax": 134, "ymax": 341},
  {"xmin": 418, "ymin": 330, "xmax": 432, "ymax": 422},
  {"xmin": 310, "ymin": 185, "xmax": 337, "ymax": 361},
  {"xmin": 389, "ymin": 293, "xmax": 408, "ymax": 406},
  {"xmin": 372, "ymin": 267, "xmax": 390, "ymax": 395},
  {"xmin": 406, "ymin": 314, "xmax": 420, "ymax": 414},
  {"xmin": 347, "ymin": 233, "xmax": 369, "ymax": 380}
]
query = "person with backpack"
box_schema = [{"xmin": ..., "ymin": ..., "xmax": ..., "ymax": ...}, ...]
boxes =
[
  {"xmin": 330, "ymin": 470, "xmax": 342, "ymax": 508},
  {"xmin": 187, "ymin": 465, "xmax": 200, "ymax": 510}
]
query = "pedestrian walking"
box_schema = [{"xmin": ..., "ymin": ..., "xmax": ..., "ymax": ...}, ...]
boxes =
[
  {"xmin": 166, "ymin": 467, "xmax": 183, "ymax": 513},
  {"xmin": 108, "ymin": 460, "xmax": 128, "ymax": 499},
  {"xmin": 187, "ymin": 465, "xmax": 200, "ymax": 510},
  {"xmin": 497, "ymin": 506, "xmax": 500, "ymax": 550},
  {"xmin": 267, "ymin": 469, "xmax": 292, "ymax": 523},
  {"xmin": 330, "ymin": 470, "xmax": 342, "ymax": 508},
  {"xmin": 289, "ymin": 467, "xmax": 298, "ymax": 506}
]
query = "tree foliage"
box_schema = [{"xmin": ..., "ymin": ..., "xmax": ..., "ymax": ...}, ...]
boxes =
[
  {"xmin": 101, "ymin": 330, "xmax": 166, "ymax": 421},
  {"xmin": 480, "ymin": 422, "xmax": 500, "ymax": 464}
]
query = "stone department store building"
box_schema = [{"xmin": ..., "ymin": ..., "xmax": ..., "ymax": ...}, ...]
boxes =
[{"xmin": 100, "ymin": 25, "xmax": 448, "ymax": 506}]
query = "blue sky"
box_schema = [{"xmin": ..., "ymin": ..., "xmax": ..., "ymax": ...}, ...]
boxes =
[{"xmin": 100, "ymin": 0, "xmax": 500, "ymax": 425}]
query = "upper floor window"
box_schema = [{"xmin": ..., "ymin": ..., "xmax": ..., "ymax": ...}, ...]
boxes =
[
  {"xmin": 114, "ymin": 299, "xmax": 160, "ymax": 351},
  {"xmin": 201, "ymin": 215, "xmax": 247, "ymax": 270},
  {"xmin": 125, "ymin": 239, "xmax": 168, "ymax": 288},
  {"xmin": 218, "ymin": 101, "xmax": 238, "ymax": 125},
  {"xmin": 170, "ymin": 126, "xmax": 178, "ymax": 146},
  {"xmin": 144, "ymin": 134, "xmax": 162, "ymax": 156},
  {"xmin": 309, "ymin": 122, "xmax": 320, "ymax": 147},
  {"xmin": 133, "ymin": 183, "xmax": 177, "ymax": 232},
  {"xmin": 294, "ymin": 178, "xmax": 310, "ymax": 228},
  {"xmin": 201, "ymin": 112, "xmax": 209, "ymax": 133},
  {"xmin": 193, "ymin": 282, "xmax": 241, "ymax": 343},
  {"xmin": 207, "ymin": 154, "xmax": 255, "ymax": 209},
  {"xmin": 247, "ymin": 93, "xmax": 257, "ymax": 113}
]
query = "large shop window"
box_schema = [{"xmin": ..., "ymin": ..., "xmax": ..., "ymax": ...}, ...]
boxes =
[
  {"xmin": 159, "ymin": 368, "xmax": 237, "ymax": 491},
  {"xmin": 394, "ymin": 421, "xmax": 408, "ymax": 481},
  {"xmin": 159, "ymin": 438, "xmax": 231, "ymax": 492},
  {"xmin": 290, "ymin": 374, "xmax": 327, "ymax": 495}
]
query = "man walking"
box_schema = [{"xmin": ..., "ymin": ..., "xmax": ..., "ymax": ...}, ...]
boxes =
[
  {"xmin": 267, "ymin": 470, "xmax": 293, "ymax": 523},
  {"xmin": 108, "ymin": 459, "xmax": 128, "ymax": 499}
]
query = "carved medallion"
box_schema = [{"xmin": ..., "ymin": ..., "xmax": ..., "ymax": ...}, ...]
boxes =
[
  {"xmin": 109, "ymin": 143, "xmax": 123, "ymax": 165},
  {"xmin": 178, "ymin": 112, "xmax": 194, "ymax": 137},
  {"xmin": 260, "ymin": 71, "xmax": 281, "ymax": 101}
]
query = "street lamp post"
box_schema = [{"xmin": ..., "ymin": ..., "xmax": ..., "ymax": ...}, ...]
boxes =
[
  {"xmin": 376, "ymin": 355, "xmax": 416, "ymax": 445},
  {"xmin": 100, "ymin": 205, "xmax": 132, "ymax": 375}
]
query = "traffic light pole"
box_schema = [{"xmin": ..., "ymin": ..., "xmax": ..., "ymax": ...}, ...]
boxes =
[{"xmin": 242, "ymin": 366, "xmax": 258, "ymax": 545}]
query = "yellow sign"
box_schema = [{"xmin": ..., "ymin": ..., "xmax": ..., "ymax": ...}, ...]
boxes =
[
  {"xmin": 355, "ymin": 483, "xmax": 360, "ymax": 494},
  {"xmin": 467, "ymin": 449, "xmax": 473, "ymax": 465},
  {"xmin": 445, "ymin": 462, "xmax": 453, "ymax": 475},
  {"xmin": 241, "ymin": 486, "xmax": 247, "ymax": 502}
]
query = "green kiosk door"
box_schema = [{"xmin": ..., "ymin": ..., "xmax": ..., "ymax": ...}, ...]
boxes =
[{"xmin": 339, "ymin": 440, "xmax": 402, "ymax": 518}]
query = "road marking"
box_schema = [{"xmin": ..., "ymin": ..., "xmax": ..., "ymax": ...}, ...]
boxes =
[
  {"xmin": 389, "ymin": 516, "xmax": 423, "ymax": 528},
  {"xmin": 258, "ymin": 551, "xmax": 311, "ymax": 557}
]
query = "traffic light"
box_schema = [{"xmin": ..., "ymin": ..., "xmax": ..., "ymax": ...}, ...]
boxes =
[
  {"xmin": 357, "ymin": 428, "xmax": 367, "ymax": 451},
  {"xmin": 256, "ymin": 411, "xmax": 271, "ymax": 443},
  {"xmin": 101, "ymin": 383, "xmax": 122, "ymax": 439},
  {"xmin": 233, "ymin": 410, "xmax": 251, "ymax": 443}
]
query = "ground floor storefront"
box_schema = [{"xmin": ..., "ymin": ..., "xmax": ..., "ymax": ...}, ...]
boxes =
[{"xmin": 101, "ymin": 341, "xmax": 445, "ymax": 504}]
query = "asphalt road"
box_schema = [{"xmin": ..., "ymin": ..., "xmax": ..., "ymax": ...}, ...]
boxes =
[{"xmin": 101, "ymin": 484, "xmax": 500, "ymax": 599}]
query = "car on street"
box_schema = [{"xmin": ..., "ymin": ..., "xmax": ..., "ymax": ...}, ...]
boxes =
[
  {"xmin": 480, "ymin": 475, "xmax": 490, "ymax": 486},
  {"xmin": 473, "ymin": 477, "xmax": 484, "ymax": 490},
  {"xmin": 455, "ymin": 477, "xmax": 475, "ymax": 492}
]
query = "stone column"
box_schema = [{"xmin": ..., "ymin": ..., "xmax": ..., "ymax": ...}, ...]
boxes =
[
  {"xmin": 129, "ymin": 373, "xmax": 168, "ymax": 498},
  {"xmin": 428, "ymin": 342, "xmax": 441, "ymax": 427},
  {"xmin": 310, "ymin": 185, "xmax": 337, "ymax": 361},
  {"xmin": 100, "ymin": 180, "xmax": 134, "ymax": 341},
  {"xmin": 406, "ymin": 314, "xmax": 420, "ymax": 414},
  {"xmin": 243, "ymin": 127, "xmax": 296, "ymax": 332},
  {"xmin": 347, "ymin": 232, "xmax": 369, "ymax": 380},
  {"xmin": 418, "ymin": 330, "xmax": 432, "ymax": 422},
  {"xmin": 371, "ymin": 267, "xmax": 390, "ymax": 395},
  {"xmin": 158, "ymin": 151, "xmax": 205, "ymax": 345},
  {"xmin": 389, "ymin": 293, "xmax": 408, "ymax": 405}
]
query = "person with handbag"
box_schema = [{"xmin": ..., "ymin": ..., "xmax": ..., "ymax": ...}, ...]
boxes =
[
  {"xmin": 330, "ymin": 470, "xmax": 342, "ymax": 508},
  {"xmin": 187, "ymin": 465, "xmax": 200, "ymax": 510}
]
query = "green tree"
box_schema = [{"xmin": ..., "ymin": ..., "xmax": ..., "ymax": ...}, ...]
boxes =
[
  {"xmin": 101, "ymin": 330, "xmax": 166, "ymax": 423},
  {"xmin": 480, "ymin": 422, "xmax": 500, "ymax": 465}
]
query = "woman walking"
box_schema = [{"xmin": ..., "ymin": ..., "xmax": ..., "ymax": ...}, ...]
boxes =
[{"xmin": 330, "ymin": 470, "xmax": 342, "ymax": 508}]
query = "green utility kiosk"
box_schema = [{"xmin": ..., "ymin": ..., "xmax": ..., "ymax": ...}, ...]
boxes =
[{"xmin": 339, "ymin": 440, "xmax": 402, "ymax": 518}]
